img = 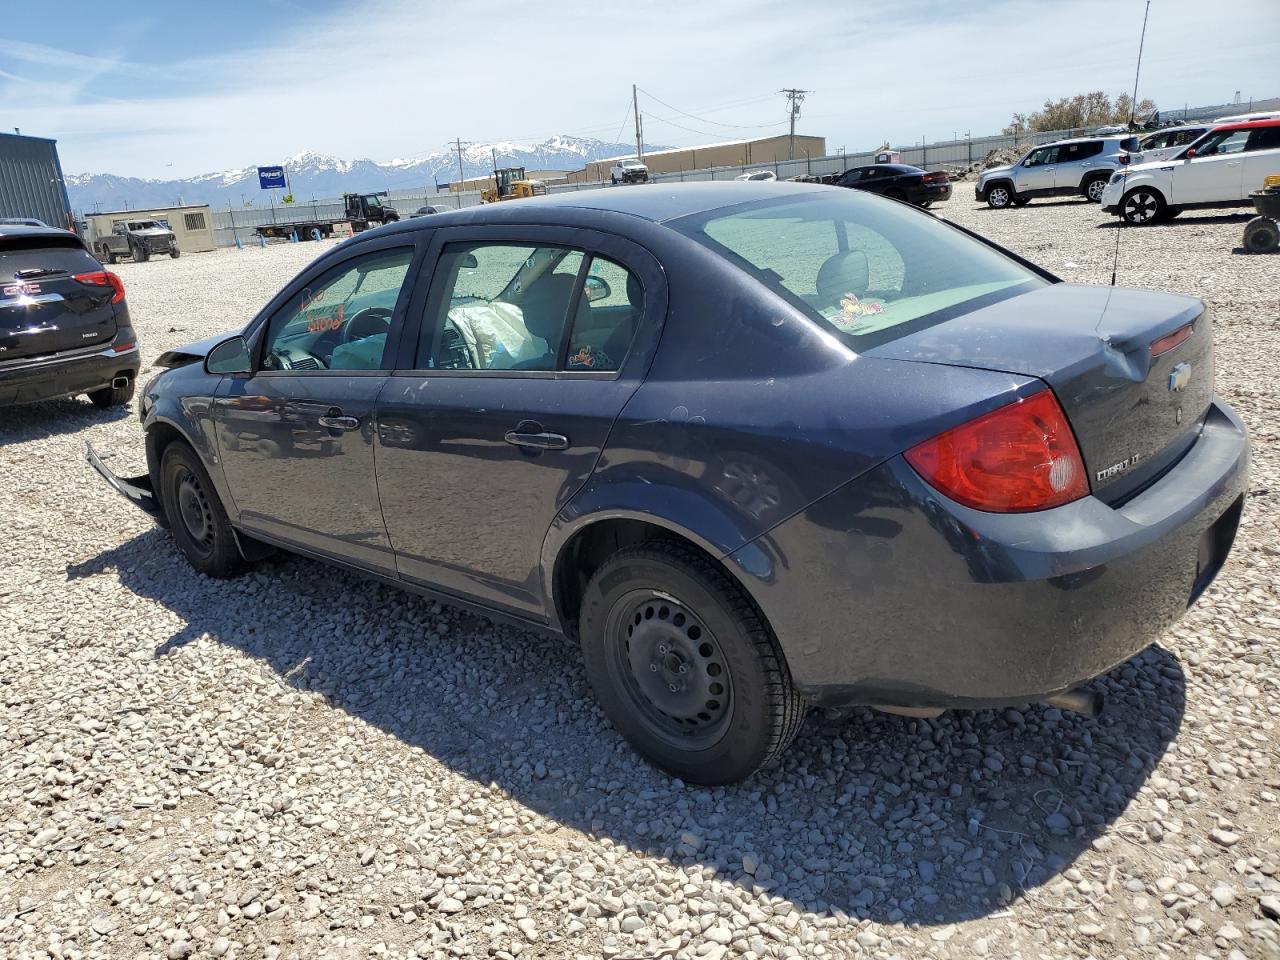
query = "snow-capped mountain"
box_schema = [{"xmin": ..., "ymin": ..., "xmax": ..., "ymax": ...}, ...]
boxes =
[{"xmin": 64, "ymin": 137, "xmax": 658, "ymax": 212}]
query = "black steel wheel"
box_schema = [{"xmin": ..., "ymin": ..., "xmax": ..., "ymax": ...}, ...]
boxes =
[
  {"xmin": 160, "ymin": 442, "xmax": 243, "ymax": 578},
  {"xmin": 1244, "ymin": 216, "xmax": 1280, "ymax": 253},
  {"xmin": 579, "ymin": 541, "xmax": 806, "ymax": 784}
]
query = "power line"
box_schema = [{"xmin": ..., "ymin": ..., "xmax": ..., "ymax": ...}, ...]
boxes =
[{"xmin": 636, "ymin": 87, "xmax": 783, "ymax": 130}]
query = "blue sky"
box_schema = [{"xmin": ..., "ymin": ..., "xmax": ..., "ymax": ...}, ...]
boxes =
[{"xmin": 2, "ymin": 0, "xmax": 1277, "ymax": 178}]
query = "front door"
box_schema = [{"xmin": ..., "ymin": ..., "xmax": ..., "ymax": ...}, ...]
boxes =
[
  {"xmin": 1241, "ymin": 126, "xmax": 1280, "ymax": 197},
  {"xmin": 1018, "ymin": 145, "xmax": 1059, "ymax": 194},
  {"xmin": 215, "ymin": 243, "xmax": 417, "ymax": 573},
  {"xmin": 1172, "ymin": 128, "xmax": 1248, "ymax": 204},
  {"xmin": 375, "ymin": 229, "xmax": 662, "ymax": 618}
]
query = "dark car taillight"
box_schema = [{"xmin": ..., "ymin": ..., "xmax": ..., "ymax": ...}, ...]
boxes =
[
  {"xmin": 904, "ymin": 390, "xmax": 1089, "ymax": 512},
  {"xmin": 73, "ymin": 270, "xmax": 126, "ymax": 304},
  {"xmin": 923, "ymin": 172, "xmax": 949, "ymax": 183}
]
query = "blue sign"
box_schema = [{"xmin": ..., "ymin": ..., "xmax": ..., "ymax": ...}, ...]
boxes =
[{"xmin": 257, "ymin": 166, "xmax": 286, "ymax": 190}]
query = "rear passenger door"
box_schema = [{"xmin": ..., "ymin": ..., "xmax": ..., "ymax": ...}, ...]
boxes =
[
  {"xmin": 374, "ymin": 225, "xmax": 666, "ymax": 619},
  {"xmin": 1053, "ymin": 140, "xmax": 1103, "ymax": 191}
]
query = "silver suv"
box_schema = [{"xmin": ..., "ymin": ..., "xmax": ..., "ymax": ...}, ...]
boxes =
[{"xmin": 976, "ymin": 135, "xmax": 1140, "ymax": 208}]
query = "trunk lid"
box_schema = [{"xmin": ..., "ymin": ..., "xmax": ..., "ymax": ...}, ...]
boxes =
[
  {"xmin": 0, "ymin": 235, "xmax": 119, "ymax": 362},
  {"xmin": 866, "ymin": 283, "xmax": 1213, "ymax": 501}
]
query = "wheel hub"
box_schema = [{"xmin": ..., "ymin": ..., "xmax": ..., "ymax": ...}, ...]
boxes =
[
  {"xmin": 612, "ymin": 594, "xmax": 732, "ymax": 747},
  {"xmin": 176, "ymin": 472, "xmax": 213, "ymax": 548}
]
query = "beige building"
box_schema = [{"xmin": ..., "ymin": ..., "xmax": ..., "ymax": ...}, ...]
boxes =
[
  {"xmin": 84, "ymin": 204, "xmax": 216, "ymax": 254},
  {"xmin": 568, "ymin": 135, "xmax": 828, "ymax": 183}
]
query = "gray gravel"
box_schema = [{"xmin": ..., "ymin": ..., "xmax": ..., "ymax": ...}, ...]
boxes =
[{"xmin": 2, "ymin": 200, "xmax": 1279, "ymax": 960}]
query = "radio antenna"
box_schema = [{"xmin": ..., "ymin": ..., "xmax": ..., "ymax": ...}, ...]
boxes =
[{"xmin": 1112, "ymin": 0, "xmax": 1151, "ymax": 286}]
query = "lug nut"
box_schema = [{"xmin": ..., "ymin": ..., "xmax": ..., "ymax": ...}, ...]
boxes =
[
  {"xmin": 658, "ymin": 645, "xmax": 667, "ymax": 654},
  {"xmin": 649, "ymin": 664, "xmax": 658, "ymax": 672},
  {"xmin": 669, "ymin": 684, "xmax": 678, "ymax": 692}
]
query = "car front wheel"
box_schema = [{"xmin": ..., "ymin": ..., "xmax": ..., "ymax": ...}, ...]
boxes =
[
  {"xmin": 160, "ymin": 442, "xmax": 243, "ymax": 578},
  {"xmin": 985, "ymin": 184, "xmax": 1013, "ymax": 208},
  {"xmin": 1121, "ymin": 187, "xmax": 1165, "ymax": 225},
  {"xmin": 579, "ymin": 541, "xmax": 806, "ymax": 784}
]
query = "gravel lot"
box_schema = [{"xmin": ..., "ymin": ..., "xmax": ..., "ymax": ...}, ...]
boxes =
[{"xmin": 2, "ymin": 198, "xmax": 1278, "ymax": 960}]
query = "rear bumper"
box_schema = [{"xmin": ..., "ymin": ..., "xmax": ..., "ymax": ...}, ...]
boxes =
[
  {"xmin": 85, "ymin": 441, "xmax": 167, "ymax": 524},
  {"xmin": 910, "ymin": 183, "xmax": 953, "ymax": 203},
  {"xmin": 730, "ymin": 398, "xmax": 1249, "ymax": 708},
  {"xmin": 0, "ymin": 343, "xmax": 140, "ymax": 406}
]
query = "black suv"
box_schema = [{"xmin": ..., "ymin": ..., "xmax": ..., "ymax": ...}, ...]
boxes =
[{"xmin": 1, "ymin": 225, "xmax": 140, "ymax": 407}]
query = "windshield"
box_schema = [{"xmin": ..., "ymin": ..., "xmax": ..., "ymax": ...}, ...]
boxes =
[
  {"xmin": 129, "ymin": 221, "xmax": 161, "ymax": 230},
  {"xmin": 621, "ymin": 159, "xmax": 641, "ymax": 167},
  {"xmin": 364, "ymin": 196, "xmax": 382, "ymax": 208},
  {"xmin": 669, "ymin": 191, "xmax": 1046, "ymax": 350}
]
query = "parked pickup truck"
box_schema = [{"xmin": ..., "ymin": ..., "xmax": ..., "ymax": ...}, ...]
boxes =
[
  {"xmin": 93, "ymin": 219, "xmax": 179, "ymax": 263},
  {"xmin": 611, "ymin": 158, "xmax": 649, "ymax": 184}
]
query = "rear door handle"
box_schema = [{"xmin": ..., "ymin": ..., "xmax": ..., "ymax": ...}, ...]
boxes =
[
  {"xmin": 504, "ymin": 430, "xmax": 569, "ymax": 451},
  {"xmin": 318, "ymin": 414, "xmax": 360, "ymax": 431}
]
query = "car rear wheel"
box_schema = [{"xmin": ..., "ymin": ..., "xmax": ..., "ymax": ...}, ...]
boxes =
[
  {"xmin": 579, "ymin": 541, "xmax": 806, "ymax": 784},
  {"xmin": 160, "ymin": 442, "xmax": 242, "ymax": 578},
  {"xmin": 1084, "ymin": 175, "xmax": 1109, "ymax": 202},
  {"xmin": 986, "ymin": 184, "xmax": 1013, "ymax": 209},
  {"xmin": 1121, "ymin": 187, "xmax": 1164, "ymax": 225},
  {"xmin": 133, "ymin": 244, "xmax": 150, "ymax": 263},
  {"xmin": 88, "ymin": 378, "xmax": 134, "ymax": 409},
  {"xmin": 100, "ymin": 247, "xmax": 116, "ymax": 265}
]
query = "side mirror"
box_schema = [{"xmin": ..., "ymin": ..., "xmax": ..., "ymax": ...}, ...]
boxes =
[
  {"xmin": 458, "ymin": 252, "xmax": 479, "ymax": 269},
  {"xmin": 583, "ymin": 275, "xmax": 612, "ymax": 303},
  {"xmin": 205, "ymin": 335, "xmax": 252, "ymax": 375},
  {"xmin": 1184, "ymin": 148, "xmax": 1197, "ymax": 159}
]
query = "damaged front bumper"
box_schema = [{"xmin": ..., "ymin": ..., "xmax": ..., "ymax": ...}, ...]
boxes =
[{"xmin": 85, "ymin": 442, "xmax": 167, "ymax": 525}]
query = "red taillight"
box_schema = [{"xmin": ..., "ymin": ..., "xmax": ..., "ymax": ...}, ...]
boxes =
[
  {"xmin": 1150, "ymin": 322, "xmax": 1193, "ymax": 357},
  {"xmin": 73, "ymin": 270, "xmax": 126, "ymax": 304},
  {"xmin": 1119, "ymin": 153, "xmax": 1131, "ymax": 165},
  {"xmin": 923, "ymin": 172, "xmax": 949, "ymax": 183},
  {"xmin": 904, "ymin": 390, "xmax": 1089, "ymax": 513},
  {"xmin": 111, "ymin": 341, "xmax": 136, "ymax": 353}
]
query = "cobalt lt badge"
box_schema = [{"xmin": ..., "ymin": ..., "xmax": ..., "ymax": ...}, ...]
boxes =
[{"xmin": 1169, "ymin": 361, "xmax": 1191, "ymax": 392}]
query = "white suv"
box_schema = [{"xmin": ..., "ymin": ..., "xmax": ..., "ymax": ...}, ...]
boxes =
[
  {"xmin": 975, "ymin": 135, "xmax": 1139, "ymax": 208},
  {"xmin": 1102, "ymin": 119, "xmax": 1280, "ymax": 224}
]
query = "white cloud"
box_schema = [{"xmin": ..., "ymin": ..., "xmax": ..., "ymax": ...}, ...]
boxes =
[{"xmin": 2, "ymin": 0, "xmax": 1276, "ymax": 178}]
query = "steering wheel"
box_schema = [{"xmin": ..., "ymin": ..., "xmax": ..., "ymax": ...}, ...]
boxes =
[{"xmin": 343, "ymin": 306, "xmax": 393, "ymax": 344}]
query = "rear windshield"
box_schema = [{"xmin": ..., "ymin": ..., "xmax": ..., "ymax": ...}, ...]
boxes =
[
  {"xmin": 0, "ymin": 234, "xmax": 97, "ymax": 275},
  {"xmin": 668, "ymin": 191, "xmax": 1046, "ymax": 350}
]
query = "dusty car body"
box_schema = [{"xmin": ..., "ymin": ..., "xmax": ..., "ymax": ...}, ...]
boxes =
[{"xmin": 89, "ymin": 183, "xmax": 1248, "ymax": 783}]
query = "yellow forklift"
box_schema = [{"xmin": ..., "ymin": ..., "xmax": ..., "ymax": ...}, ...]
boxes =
[{"xmin": 481, "ymin": 166, "xmax": 548, "ymax": 203}]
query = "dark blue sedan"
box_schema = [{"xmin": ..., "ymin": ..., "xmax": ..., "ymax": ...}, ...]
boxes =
[{"xmin": 90, "ymin": 182, "xmax": 1248, "ymax": 784}]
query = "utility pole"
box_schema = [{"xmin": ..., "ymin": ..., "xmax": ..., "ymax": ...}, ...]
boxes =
[
  {"xmin": 632, "ymin": 84, "xmax": 644, "ymax": 163},
  {"xmin": 781, "ymin": 88, "xmax": 810, "ymax": 161},
  {"xmin": 450, "ymin": 138, "xmax": 470, "ymax": 206}
]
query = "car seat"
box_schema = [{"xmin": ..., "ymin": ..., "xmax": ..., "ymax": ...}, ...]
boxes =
[
  {"xmin": 815, "ymin": 250, "xmax": 870, "ymax": 305},
  {"xmin": 511, "ymin": 274, "xmax": 590, "ymax": 370}
]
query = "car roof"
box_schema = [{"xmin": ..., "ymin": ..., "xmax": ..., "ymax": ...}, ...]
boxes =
[
  {"xmin": 368, "ymin": 181, "xmax": 830, "ymax": 233},
  {"xmin": 1041, "ymin": 134, "xmax": 1131, "ymax": 147},
  {"xmin": 0, "ymin": 224, "xmax": 82, "ymax": 242},
  {"xmin": 1211, "ymin": 117, "xmax": 1280, "ymax": 132}
]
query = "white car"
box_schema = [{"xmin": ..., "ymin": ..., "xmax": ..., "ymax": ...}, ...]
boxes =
[
  {"xmin": 734, "ymin": 170, "xmax": 777, "ymax": 181},
  {"xmin": 610, "ymin": 158, "xmax": 649, "ymax": 185},
  {"xmin": 1214, "ymin": 111, "xmax": 1280, "ymax": 123},
  {"xmin": 1102, "ymin": 119, "xmax": 1280, "ymax": 224}
]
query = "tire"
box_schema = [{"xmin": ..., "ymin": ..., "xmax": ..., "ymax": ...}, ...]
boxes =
[
  {"xmin": 986, "ymin": 183, "xmax": 1014, "ymax": 209},
  {"xmin": 169, "ymin": 247, "xmax": 181, "ymax": 259},
  {"xmin": 308, "ymin": 227, "xmax": 323, "ymax": 242},
  {"xmin": 1083, "ymin": 175, "xmax": 1109, "ymax": 203},
  {"xmin": 133, "ymin": 244, "xmax": 150, "ymax": 263},
  {"xmin": 88, "ymin": 378, "xmax": 134, "ymax": 409},
  {"xmin": 579, "ymin": 540, "xmax": 806, "ymax": 784},
  {"xmin": 159, "ymin": 442, "xmax": 243, "ymax": 578},
  {"xmin": 100, "ymin": 247, "xmax": 117, "ymax": 265},
  {"xmin": 1120, "ymin": 186, "xmax": 1165, "ymax": 225},
  {"xmin": 611, "ymin": 176, "xmax": 618, "ymax": 185},
  {"xmin": 1244, "ymin": 216, "xmax": 1280, "ymax": 253}
]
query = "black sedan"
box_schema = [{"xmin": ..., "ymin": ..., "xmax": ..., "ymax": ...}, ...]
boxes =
[
  {"xmin": 89, "ymin": 183, "xmax": 1247, "ymax": 784},
  {"xmin": 2, "ymin": 225, "xmax": 139, "ymax": 407},
  {"xmin": 833, "ymin": 163, "xmax": 953, "ymax": 206}
]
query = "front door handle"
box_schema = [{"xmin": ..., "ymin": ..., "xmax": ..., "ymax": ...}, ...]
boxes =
[
  {"xmin": 504, "ymin": 429, "xmax": 569, "ymax": 451},
  {"xmin": 318, "ymin": 414, "xmax": 360, "ymax": 431}
]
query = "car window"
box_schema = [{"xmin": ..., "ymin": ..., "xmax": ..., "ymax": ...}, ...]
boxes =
[
  {"xmin": 419, "ymin": 243, "xmax": 586, "ymax": 372},
  {"xmin": 261, "ymin": 248, "xmax": 413, "ymax": 372},
  {"xmin": 1024, "ymin": 147, "xmax": 1056, "ymax": 166},
  {"xmin": 1197, "ymin": 130, "xmax": 1250, "ymax": 156},
  {"xmin": 840, "ymin": 169, "xmax": 862, "ymax": 183},
  {"xmin": 1245, "ymin": 127, "xmax": 1280, "ymax": 151},
  {"xmin": 565, "ymin": 256, "xmax": 643, "ymax": 372},
  {"xmin": 671, "ymin": 191, "xmax": 1045, "ymax": 352},
  {"xmin": 1061, "ymin": 141, "xmax": 1103, "ymax": 161}
]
